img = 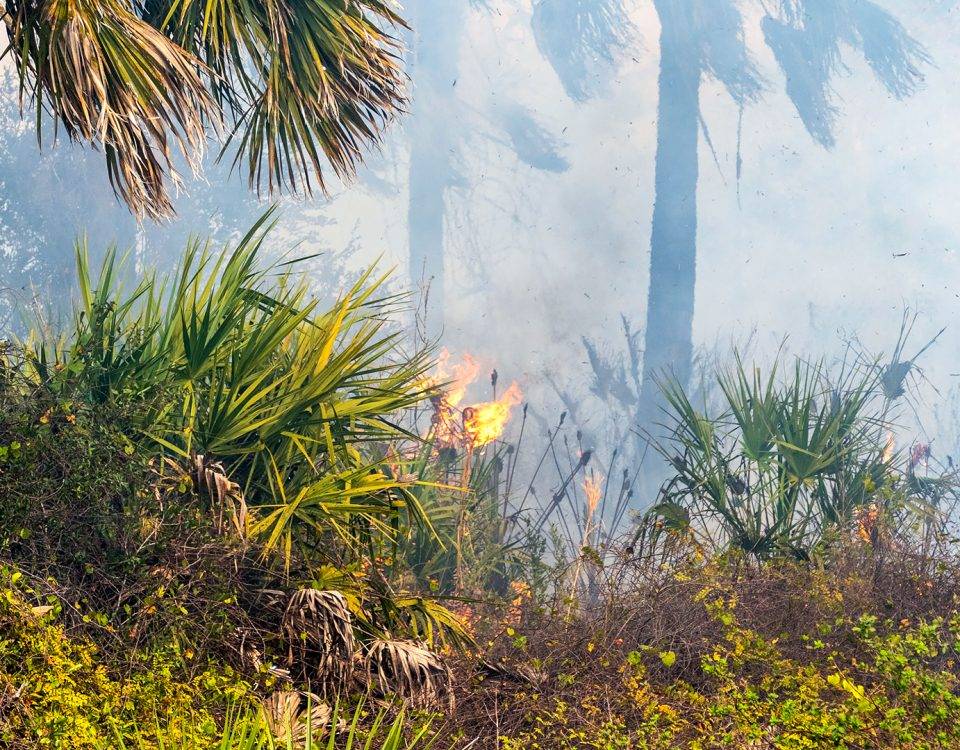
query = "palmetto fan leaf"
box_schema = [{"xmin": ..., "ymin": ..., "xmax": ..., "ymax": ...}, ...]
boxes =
[
  {"xmin": 2, "ymin": 0, "xmax": 406, "ymax": 219},
  {"xmin": 156, "ymin": 0, "xmax": 406, "ymax": 196},
  {"xmin": 648, "ymin": 355, "xmax": 937, "ymax": 561},
  {"xmin": 2, "ymin": 0, "xmax": 215, "ymax": 219}
]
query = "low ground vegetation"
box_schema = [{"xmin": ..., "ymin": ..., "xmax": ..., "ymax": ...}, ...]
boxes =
[{"xmin": 0, "ymin": 225, "xmax": 958, "ymax": 748}]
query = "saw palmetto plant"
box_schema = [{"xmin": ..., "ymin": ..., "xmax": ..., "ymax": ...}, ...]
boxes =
[
  {"xmin": 26, "ymin": 210, "xmax": 437, "ymax": 574},
  {"xmin": 640, "ymin": 354, "xmax": 953, "ymax": 562},
  {"xmin": 1, "ymin": 0, "xmax": 406, "ymax": 219}
]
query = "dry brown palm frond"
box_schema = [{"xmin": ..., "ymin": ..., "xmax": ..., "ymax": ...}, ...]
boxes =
[
  {"xmin": 363, "ymin": 639, "xmax": 453, "ymax": 711},
  {"xmin": 262, "ymin": 690, "xmax": 333, "ymax": 744},
  {"xmin": 190, "ymin": 453, "xmax": 248, "ymax": 538},
  {"xmin": 2, "ymin": 0, "xmax": 216, "ymax": 220},
  {"xmin": 283, "ymin": 589, "xmax": 355, "ymax": 696},
  {"xmin": 475, "ymin": 657, "xmax": 547, "ymax": 688},
  {"xmin": 2, "ymin": 0, "xmax": 407, "ymax": 219},
  {"xmin": 154, "ymin": 455, "xmax": 248, "ymax": 537}
]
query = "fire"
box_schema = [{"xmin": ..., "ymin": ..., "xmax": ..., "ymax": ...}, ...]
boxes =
[
  {"xmin": 463, "ymin": 382, "xmax": 523, "ymax": 447},
  {"xmin": 583, "ymin": 473, "xmax": 603, "ymax": 518},
  {"xmin": 425, "ymin": 350, "xmax": 522, "ymax": 448},
  {"xmin": 432, "ymin": 348, "xmax": 480, "ymax": 407},
  {"xmin": 581, "ymin": 472, "xmax": 604, "ymax": 549}
]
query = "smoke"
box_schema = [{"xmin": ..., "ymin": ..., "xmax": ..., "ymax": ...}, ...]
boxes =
[{"xmin": 1, "ymin": 0, "xmax": 959, "ymax": 473}]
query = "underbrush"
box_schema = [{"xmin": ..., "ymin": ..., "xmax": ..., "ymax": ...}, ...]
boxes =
[
  {"xmin": 447, "ymin": 549, "xmax": 960, "ymax": 748},
  {"xmin": 0, "ymin": 571, "xmax": 245, "ymax": 746},
  {"xmin": 2, "ymin": 219, "xmax": 960, "ymax": 748},
  {"xmin": 0, "ymin": 221, "xmax": 465, "ymax": 747},
  {"xmin": 0, "ymin": 575, "xmax": 430, "ymax": 748}
]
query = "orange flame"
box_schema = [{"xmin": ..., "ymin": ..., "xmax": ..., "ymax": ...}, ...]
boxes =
[
  {"xmin": 581, "ymin": 472, "xmax": 604, "ymax": 549},
  {"xmin": 463, "ymin": 381, "xmax": 523, "ymax": 447},
  {"xmin": 433, "ymin": 348, "xmax": 480, "ymax": 407},
  {"xmin": 583, "ymin": 473, "xmax": 603, "ymax": 517},
  {"xmin": 424, "ymin": 350, "xmax": 522, "ymax": 448}
]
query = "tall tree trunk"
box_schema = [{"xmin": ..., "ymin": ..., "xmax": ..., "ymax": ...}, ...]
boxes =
[
  {"xmin": 638, "ymin": 1, "xmax": 701, "ymax": 429},
  {"xmin": 406, "ymin": 0, "xmax": 464, "ymax": 337}
]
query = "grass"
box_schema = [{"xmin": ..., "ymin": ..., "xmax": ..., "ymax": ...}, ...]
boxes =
[{"xmin": 100, "ymin": 699, "xmax": 433, "ymax": 749}]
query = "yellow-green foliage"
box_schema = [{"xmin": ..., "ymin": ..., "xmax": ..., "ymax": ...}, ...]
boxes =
[
  {"xmin": 0, "ymin": 569, "xmax": 250, "ymax": 748},
  {"xmin": 500, "ymin": 585, "xmax": 960, "ymax": 750}
]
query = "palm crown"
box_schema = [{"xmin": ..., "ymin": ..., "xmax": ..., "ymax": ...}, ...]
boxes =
[{"xmin": 2, "ymin": 0, "xmax": 406, "ymax": 220}]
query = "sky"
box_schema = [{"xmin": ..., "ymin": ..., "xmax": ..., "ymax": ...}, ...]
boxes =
[{"xmin": 1, "ymin": 0, "xmax": 959, "ymax": 459}]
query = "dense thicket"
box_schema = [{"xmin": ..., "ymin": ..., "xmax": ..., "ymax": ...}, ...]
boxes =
[{"xmin": 1, "ymin": 226, "xmax": 960, "ymax": 748}]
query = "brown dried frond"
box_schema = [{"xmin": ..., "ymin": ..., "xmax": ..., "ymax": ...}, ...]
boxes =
[
  {"xmin": 3, "ymin": 0, "xmax": 217, "ymax": 220},
  {"xmin": 262, "ymin": 690, "xmax": 333, "ymax": 744},
  {"xmin": 283, "ymin": 589, "xmax": 355, "ymax": 696},
  {"xmin": 2, "ymin": 0, "xmax": 408, "ymax": 219},
  {"xmin": 190, "ymin": 454, "xmax": 248, "ymax": 538},
  {"xmin": 363, "ymin": 639, "xmax": 453, "ymax": 710}
]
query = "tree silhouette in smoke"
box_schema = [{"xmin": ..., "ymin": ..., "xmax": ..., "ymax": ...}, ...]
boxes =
[
  {"xmin": 531, "ymin": 0, "xmax": 634, "ymax": 102},
  {"xmin": 534, "ymin": 0, "xmax": 931, "ymax": 433},
  {"xmin": 406, "ymin": 0, "xmax": 570, "ymax": 337}
]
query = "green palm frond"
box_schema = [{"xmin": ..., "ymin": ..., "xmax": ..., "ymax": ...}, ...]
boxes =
[
  {"xmin": 155, "ymin": 0, "xmax": 407, "ymax": 196},
  {"xmin": 652, "ymin": 354, "xmax": 936, "ymax": 560},
  {"xmin": 28, "ymin": 211, "xmax": 439, "ymax": 573}
]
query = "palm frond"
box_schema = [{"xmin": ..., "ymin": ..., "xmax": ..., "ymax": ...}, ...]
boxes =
[
  {"xmin": 2, "ymin": 0, "xmax": 407, "ymax": 218},
  {"xmin": 763, "ymin": 0, "xmax": 929, "ymax": 148},
  {"xmin": 157, "ymin": 0, "xmax": 407, "ymax": 197},
  {"xmin": 3, "ymin": 0, "xmax": 216, "ymax": 219},
  {"xmin": 531, "ymin": 0, "xmax": 633, "ymax": 102},
  {"xmin": 651, "ymin": 354, "xmax": 938, "ymax": 560},
  {"xmin": 29, "ymin": 212, "xmax": 441, "ymax": 573},
  {"xmin": 363, "ymin": 639, "xmax": 454, "ymax": 710}
]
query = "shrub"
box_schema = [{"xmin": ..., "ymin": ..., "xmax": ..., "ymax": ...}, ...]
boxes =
[
  {"xmin": 28, "ymin": 211, "xmax": 436, "ymax": 573},
  {"xmin": 641, "ymin": 355, "xmax": 955, "ymax": 562},
  {"xmin": 0, "ymin": 219, "xmax": 471, "ymax": 745},
  {"xmin": 452, "ymin": 551, "xmax": 960, "ymax": 749},
  {"xmin": 0, "ymin": 570, "xmax": 249, "ymax": 748}
]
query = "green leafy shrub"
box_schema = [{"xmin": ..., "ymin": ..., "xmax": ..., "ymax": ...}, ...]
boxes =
[
  {"xmin": 29, "ymin": 211, "xmax": 436, "ymax": 572},
  {"xmin": 0, "ymin": 219, "xmax": 473, "ymax": 746},
  {"xmin": 641, "ymin": 355, "xmax": 953, "ymax": 561},
  {"xmin": 0, "ymin": 569, "xmax": 250, "ymax": 748}
]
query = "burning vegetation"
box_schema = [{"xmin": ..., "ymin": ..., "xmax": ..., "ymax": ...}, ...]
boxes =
[
  {"xmin": 425, "ymin": 349, "xmax": 524, "ymax": 450},
  {"xmin": 2, "ymin": 232, "xmax": 960, "ymax": 749}
]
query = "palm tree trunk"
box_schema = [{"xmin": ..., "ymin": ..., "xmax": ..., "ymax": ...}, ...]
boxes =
[
  {"xmin": 638, "ymin": 2, "xmax": 702, "ymax": 427},
  {"xmin": 406, "ymin": 0, "xmax": 464, "ymax": 337}
]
